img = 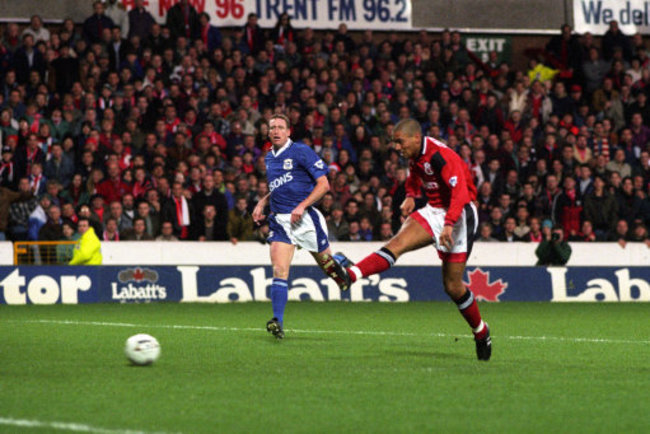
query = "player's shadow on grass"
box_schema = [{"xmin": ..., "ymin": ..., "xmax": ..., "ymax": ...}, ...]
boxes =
[{"xmin": 385, "ymin": 350, "xmax": 464, "ymax": 360}]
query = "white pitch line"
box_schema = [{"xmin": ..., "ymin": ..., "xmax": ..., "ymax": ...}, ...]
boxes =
[
  {"xmin": 7, "ymin": 319, "xmax": 650, "ymax": 345},
  {"xmin": 0, "ymin": 416, "xmax": 175, "ymax": 434}
]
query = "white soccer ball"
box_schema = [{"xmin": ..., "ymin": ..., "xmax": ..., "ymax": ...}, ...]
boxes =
[{"xmin": 125, "ymin": 334, "xmax": 160, "ymax": 366}]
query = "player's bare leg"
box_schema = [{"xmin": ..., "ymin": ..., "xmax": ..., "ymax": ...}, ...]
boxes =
[
  {"xmin": 266, "ymin": 241, "xmax": 295, "ymax": 339},
  {"xmin": 442, "ymin": 261, "xmax": 491, "ymax": 361},
  {"xmin": 346, "ymin": 217, "xmax": 433, "ymax": 282},
  {"xmin": 311, "ymin": 248, "xmax": 351, "ymax": 291}
]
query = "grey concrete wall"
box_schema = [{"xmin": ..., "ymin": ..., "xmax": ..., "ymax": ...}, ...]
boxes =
[
  {"xmin": 0, "ymin": 0, "xmax": 92, "ymax": 23},
  {"xmin": 411, "ymin": 0, "xmax": 569, "ymax": 32}
]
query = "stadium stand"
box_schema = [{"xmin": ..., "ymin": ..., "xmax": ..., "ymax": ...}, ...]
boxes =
[{"xmin": 0, "ymin": 8, "xmax": 649, "ymax": 246}]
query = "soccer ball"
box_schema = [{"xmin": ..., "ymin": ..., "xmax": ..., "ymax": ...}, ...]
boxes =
[{"xmin": 125, "ymin": 334, "xmax": 160, "ymax": 366}]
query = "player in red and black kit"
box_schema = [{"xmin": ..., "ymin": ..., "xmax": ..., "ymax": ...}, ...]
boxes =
[{"xmin": 337, "ymin": 118, "xmax": 491, "ymax": 360}]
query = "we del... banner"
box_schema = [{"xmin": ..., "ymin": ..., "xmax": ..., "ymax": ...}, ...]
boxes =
[{"xmin": 574, "ymin": 0, "xmax": 650, "ymax": 34}]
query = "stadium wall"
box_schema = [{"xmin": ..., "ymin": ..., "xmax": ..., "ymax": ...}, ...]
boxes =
[
  {"xmin": 0, "ymin": 241, "xmax": 647, "ymax": 266},
  {"xmin": 1, "ymin": 242, "xmax": 648, "ymax": 304},
  {"xmin": 0, "ymin": 263, "xmax": 648, "ymax": 304}
]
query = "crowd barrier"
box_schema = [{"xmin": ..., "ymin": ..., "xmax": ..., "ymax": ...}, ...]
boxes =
[{"xmin": 1, "ymin": 264, "xmax": 648, "ymax": 305}]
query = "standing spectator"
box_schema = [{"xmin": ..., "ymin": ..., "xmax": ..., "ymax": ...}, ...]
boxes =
[
  {"xmin": 583, "ymin": 175, "xmax": 618, "ymax": 238},
  {"xmin": 105, "ymin": 0, "xmax": 129, "ymax": 38},
  {"xmin": 8, "ymin": 178, "xmax": 37, "ymax": 240},
  {"xmin": 0, "ymin": 182, "xmax": 25, "ymax": 240},
  {"xmin": 602, "ymin": 21, "xmax": 632, "ymax": 61},
  {"xmin": 582, "ymin": 47, "xmax": 610, "ymax": 95},
  {"xmin": 242, "ymin": 13, "xmax": 264, "ymax": 55},
  {"xmin": 616, "ymin": 177, "xmax": 643, "ymax": 225},
  {"xmin": 166, "ymin": 0, "xmax": 199, "ymax": 40},
  {"xmin": 270, "ymin": 13, "xmax": 295, "ymax": 49},
  {"xmin": 83, "ymin": 1, "xmax": 114, "ymax": 44},
  {"xmin": 128, "ymin": 0, "xmax": 156, "ymax": 41},
  {"xmin": 192, "ymin": 173, "xmax": 229, "ymax": 238},
  {"xmin": 546, "ymin": 24, "xmax": 582, "ymax": 76},
  {"xmin": 227, "ymin": 196, "xmax": 254, "ymax": 244},
  {"xmin": 69, "ymin": 217, "xmax": 102, "ymax": 265},
  {"xmin": 21, "ymin": 15, "xmax": 50, "ymax": 43},
  {"xmin": 553, "ymin": 176, "xmax": 583, "ymax": 238},
  {"xmin": 162, "ymin": 181, "xmax": 193, "ymax": 240},
  {"xmin": 535, "ymin": 225, "xmax": 572, "ymax": 265},
  {"xmin": 198, "ymin": 12, "xmax": 222, "ymax": 53},
  {"xmin": 13, "ymin": 34, "xmax": 46, "ymax": 84},
  {"xmin": 51, "ymin": 45, "xmax": 80, "ymax": 95}
]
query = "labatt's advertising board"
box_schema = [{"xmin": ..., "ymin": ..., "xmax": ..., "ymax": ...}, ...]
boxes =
[{"xmin": 0, "ymin": 266, "xmax": 649, "ymax": 305}]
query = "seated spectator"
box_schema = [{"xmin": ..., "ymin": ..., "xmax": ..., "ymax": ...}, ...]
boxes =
[
  {"xmin": 526, "ymin": 217, "xmax": 544, "ymax": 242},
  {"xmin": 477, "ymin": 222, "xmax": 498, "ymax": 242},
  {"xmin": 156, "ymin": 221, "xmax": 179, "ymax": 241},
  {"xmin": 102, "ymin": 217, "xmax": 120, "ymax": 241},
  {"xmin": 28, "ymin": 194, "xmax": 51, "ymax": 240},
  {"xmin": 136, "ymin": 200, "xmax": 160, "ymax": 238},
  {"xmin": 327, "ymin": 204, "xmax": 349, "ymax": 241},
  {"xmin": 570, "ymin": 219, "xmax": 598, "ymax": 242},
  {"xmin": 498, "ymin": 217, "xmax": 524, "ymax": 242},
  {"xmin": 56, "ymin": 220, "xmax": 79, "ymax": 263},
  {"xmin": 607, "ymin": 218, "xmax": 632, "ymax": 247},
  {"xmin": 122, "ymin": 217, "xmax": 153, "ymax": 240},
  {"xmin": 193, "ymin": 204, "xmax": 227, "ymax": 241}
]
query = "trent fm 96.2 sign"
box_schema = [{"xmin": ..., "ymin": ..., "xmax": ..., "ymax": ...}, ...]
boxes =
[{"xmin": 124, "ymin": 0, "xmax": 412, "ymax": 30}]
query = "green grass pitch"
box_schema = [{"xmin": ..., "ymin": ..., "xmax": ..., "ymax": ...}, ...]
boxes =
[{"xmin": 1, "ymin": 302, "xmax": 649, "ymax": 433}]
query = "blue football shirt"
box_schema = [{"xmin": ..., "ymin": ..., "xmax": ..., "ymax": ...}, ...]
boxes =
[{"xmin": 265, "ymin": 140, "xmax": 328, "ymax": 214}]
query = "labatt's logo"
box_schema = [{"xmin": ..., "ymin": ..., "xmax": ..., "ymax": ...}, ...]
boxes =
[
  {"xmin": 548, "ymin": 267, "xmax": 650, "ymax": 302},
  {"xmin": 177, "ymin": 266, "xmax": 409, "ymax": 303},
  {"xmin": 111, "ymin": 267, "xmax": 167, "ymax": 302}
]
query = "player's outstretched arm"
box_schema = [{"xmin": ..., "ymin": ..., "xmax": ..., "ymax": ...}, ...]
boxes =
[
  {"xmin": 400, "ymin": 197, "xmax": 415, "ymax": 216},
  {"xmin": 291, "ymin": 176, "xmax": 329, "ymax": 224},
  {"xmin": 253, "ymin": 193, "xmax": 271, "ymax": 224}
]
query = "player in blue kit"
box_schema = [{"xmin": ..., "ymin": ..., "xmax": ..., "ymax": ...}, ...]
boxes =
[{"xmin": 252, "ymin": 114, "xmax": 351, "ymax": 339}]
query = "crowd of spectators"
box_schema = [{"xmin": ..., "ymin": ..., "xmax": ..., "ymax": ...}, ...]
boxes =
[{"xmin": 0, "ymin": 1, "xmax": 649, "ymax": 251}]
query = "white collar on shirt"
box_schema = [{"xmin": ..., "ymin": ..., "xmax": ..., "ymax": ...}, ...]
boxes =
[{"xmin": 272, "ymin": 139, "xmax": 292, "ymax": 157}]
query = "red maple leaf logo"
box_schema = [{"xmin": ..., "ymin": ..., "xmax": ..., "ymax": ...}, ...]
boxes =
[
  {"xmin": 464, "ymin": 268, "xmax": 508, "ymax": 302},
  {"xmin": 132, "ymin": 268, "xmax": 145, "ymax": 281}
]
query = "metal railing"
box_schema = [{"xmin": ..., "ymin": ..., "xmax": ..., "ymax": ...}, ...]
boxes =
[{"xmin": 13, "ymin": 241, "xmax": 78, "ymax": 265}]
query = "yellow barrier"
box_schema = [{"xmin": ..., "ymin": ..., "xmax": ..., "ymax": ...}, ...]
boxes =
[{"xmin": 13, "ymin": 241, "xmax": 78, "ymax": 265}]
